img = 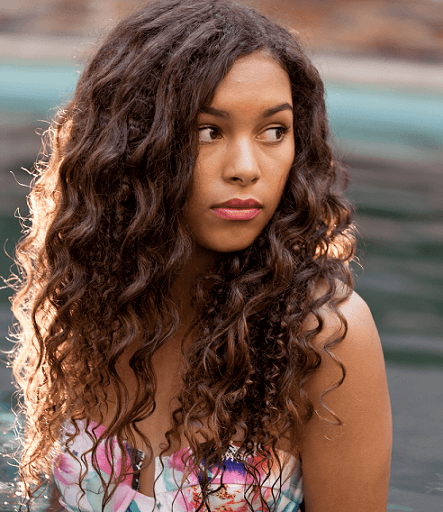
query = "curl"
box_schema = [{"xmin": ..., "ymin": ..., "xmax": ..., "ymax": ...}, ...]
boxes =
[{"xmin": 9, "ymin": 1, "xmax": 357, "ymax": 510}]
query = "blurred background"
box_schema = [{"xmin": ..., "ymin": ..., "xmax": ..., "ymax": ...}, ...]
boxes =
[{"xmin": 0, "ymin": 0, "xmax": 442, "ymax": 510}]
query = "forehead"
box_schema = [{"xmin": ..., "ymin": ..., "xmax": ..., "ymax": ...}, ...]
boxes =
[{"xmin": 210, "ymin": 52, "xmax": 293, "ymax": 108}]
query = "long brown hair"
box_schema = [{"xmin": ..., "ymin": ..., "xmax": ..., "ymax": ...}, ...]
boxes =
[{"xmin": 10, "ymin": 0, "xmax": 356, "ymax": 510}]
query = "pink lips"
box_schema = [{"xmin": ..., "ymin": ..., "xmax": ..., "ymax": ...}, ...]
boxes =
[{"xmin": 212, "ymin": 198, "xmax": 262, "ymax": 221}]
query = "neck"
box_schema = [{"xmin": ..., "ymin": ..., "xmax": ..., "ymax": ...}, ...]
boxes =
[{"xmin": 171, "ymin": 245, "xmax": 218, "ymax": 337}]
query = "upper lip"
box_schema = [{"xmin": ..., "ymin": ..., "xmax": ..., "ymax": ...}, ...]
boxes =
[{"xmin": 213, "ymin": 198, "xmax": 263, "ymax": 208}]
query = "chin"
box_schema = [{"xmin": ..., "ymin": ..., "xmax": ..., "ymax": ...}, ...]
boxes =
[
  {"xmin": 211, "ymin": 240, "xmax": 256, "ymax": 254},
  {"xmin": 193, "ymin": 232, "xmax": 260, "ymax": 256}
]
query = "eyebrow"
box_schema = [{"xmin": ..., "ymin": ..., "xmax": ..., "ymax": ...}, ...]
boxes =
[{"xmin": 200, "ymin": 102, "xmax": 293, "ymax": 120}]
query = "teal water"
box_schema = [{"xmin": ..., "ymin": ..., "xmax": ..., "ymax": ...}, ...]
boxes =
[
  {"xmin": 0, "ymin": 62, "xmax": 79, "ymax": 125},
  {"xmin": 0, "ymin": 62, "xmax": 442, "ymax": 510}
]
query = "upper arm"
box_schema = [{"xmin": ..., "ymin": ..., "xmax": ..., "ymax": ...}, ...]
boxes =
[{"xmin": 299, "ymin": 291, "xmax": 392, "ymax": 512}]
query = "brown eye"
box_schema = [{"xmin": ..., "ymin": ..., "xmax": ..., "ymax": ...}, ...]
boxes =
[
  {"xmin": 259, "ymin": 126, "xmax": 286, "ymax": 143},
  {"xmin": 199, "ymin": 127, "xmax": 221, "ymax": 142}
]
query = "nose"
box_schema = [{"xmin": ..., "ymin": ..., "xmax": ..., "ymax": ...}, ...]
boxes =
[{"xmin": 223, "ymin": 137, "xmax": 261, "ymax": 185}]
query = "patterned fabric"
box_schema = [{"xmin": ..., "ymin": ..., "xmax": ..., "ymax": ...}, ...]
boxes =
[{"xmin": 53, "ymin": 420, "xmax": 303, "ymax": 511}]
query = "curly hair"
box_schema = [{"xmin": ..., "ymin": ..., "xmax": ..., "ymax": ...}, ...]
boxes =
[{"xmin": 10, "ymin": 0, "xmax": 356, "ymax": 510}]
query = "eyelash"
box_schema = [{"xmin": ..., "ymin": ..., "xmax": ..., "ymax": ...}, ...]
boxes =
[
  {"xmin": 198, "ymin": 125, "xmax": 290, "ymax": 144},
  {"xmin": 263, "ymin": 125, "xmax": 290, "ymax": 143}
]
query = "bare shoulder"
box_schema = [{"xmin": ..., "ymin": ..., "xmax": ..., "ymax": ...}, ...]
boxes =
[
  {"xmin": 299, "ymin": 286, "xmax": 392, "ymax": 512},
  {"xmin": 338, "ymin": 289, "xmax": 386, "ymax": 365},
  {"xmin": 306, "ymin": 281, "xmax": 382, "ymax": 355},
  {"xmin": 302, "ymin": 286, "xmax": 388, "ymax": 419},
  {"xmin": 332, "ymin": 287, "xmax": 381, "ymax": 350}
]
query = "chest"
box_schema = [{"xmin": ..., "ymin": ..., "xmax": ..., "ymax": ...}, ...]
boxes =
[{"xmin": 89, "ymin": 341, "xmax": 295, "ymax": 498}]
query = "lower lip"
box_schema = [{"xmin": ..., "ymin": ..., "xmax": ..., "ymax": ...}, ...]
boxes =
[{"xmin": 211, "ymin": 208, "xmax": 261, "ymax": 220}]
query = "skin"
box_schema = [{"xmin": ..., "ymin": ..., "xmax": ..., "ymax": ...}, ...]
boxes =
[
  {"xmin": 182, "ymin": 51, "xmax": 392, "ymax": 511},
  {"xmin": 90, "ymin": 51, "xmax": 297, "ymax": 499},
  {"xmin": 87, "ymin": 52, "xmax": 393, "ymax": 509},
  {"xmin": 173, "ymin": 51, "xmax": 295, "ymax": 326},
  {"xmin": 185, "ymin": 52, "xmax": 295, "ymax": 257},
  {"xmin": 300, "ymin": 287, "xmax": 392, "ymax": 511}
]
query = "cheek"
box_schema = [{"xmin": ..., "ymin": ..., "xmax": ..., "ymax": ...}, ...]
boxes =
[
  {"xmin": 184, "ymin": 178, "xmax": 213, "ymax": 234},
  {"xmin": 190, "ymin": 159, "xmax": 215, "ymax": 202},
  {"xmin": 278, "ymin": 170, "xmax": 290, "ymax": 190},
  {"xmin": 272, "ymin": 144, "xmax": 294, "ymax": 192},
  {"xmin": 271, "ymin": 167, "xmax": 291, "ymax": 204}
]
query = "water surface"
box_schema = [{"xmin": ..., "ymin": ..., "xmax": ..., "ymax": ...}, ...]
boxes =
[{"xmin": 0, "ymin": 62, "xmax": 442, "ymax": 511}]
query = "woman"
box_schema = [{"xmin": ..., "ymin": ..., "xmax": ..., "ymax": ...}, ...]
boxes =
[{"xmin": 11, "ymin": 0, "xmax": 392, "ymax": 510}]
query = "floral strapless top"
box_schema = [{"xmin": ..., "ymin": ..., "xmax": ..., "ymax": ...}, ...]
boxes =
[{"xmin": 53, "ymin": 420, "xmax": 303, "ymax": 511}]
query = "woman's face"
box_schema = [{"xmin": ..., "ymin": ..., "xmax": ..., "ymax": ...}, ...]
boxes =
[{"xmin": 186, "ymin": 52, "xmax": 295, "ymax": 255}]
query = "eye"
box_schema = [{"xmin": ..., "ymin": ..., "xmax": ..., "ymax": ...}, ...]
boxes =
[
  {"xmin": 258, "ymin": 126, "xmax": 289, "ymax": 143},
  {"xmin": 198, "ymin": 126, "xmax": 221, "ymax": 142}
]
